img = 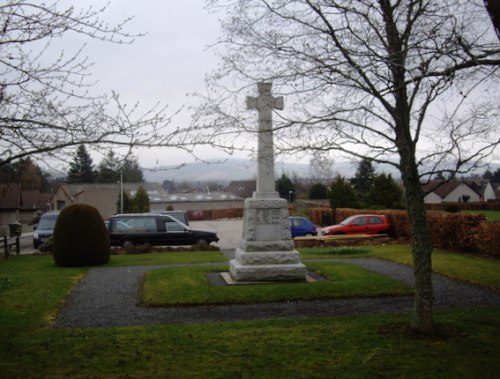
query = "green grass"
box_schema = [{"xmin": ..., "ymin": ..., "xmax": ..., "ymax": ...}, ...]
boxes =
[
  {"xmin": 298, "ymin": 246, "xmax": 371, "ymax": 256},
  {"xmin": 2, "ymin": 305, "xmax": 500, "ymax": 377},
  {"xmin": 368, "ymin": 245, "xmax": 500, "ymax": 291},
  {"xmin": 463, "ymin": 210, "xmax": 500, "ymax": 221},
  {"xmin": 300, "ymin": 244, "xmax": 500, "ymax": 291},
  {"xmin": 1, "ymin": 252, "xmax": 500, "ymax": 378},
  {"xmin": 141, "ymin": 262, "xmax": 411, "ymax": 306}
]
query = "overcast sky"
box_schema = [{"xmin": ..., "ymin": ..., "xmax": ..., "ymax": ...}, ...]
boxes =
[{"xmin": 62, "ymin": 0, "xmax": 239, "ymax": 169}]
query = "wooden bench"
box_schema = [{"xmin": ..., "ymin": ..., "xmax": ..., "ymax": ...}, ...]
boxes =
[{"xmin": 0, "ymin": 223, "xmax": 22, "ymax": 259}]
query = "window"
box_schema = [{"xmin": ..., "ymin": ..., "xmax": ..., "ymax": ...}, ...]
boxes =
[
  {"xmin": 352, "ymin": 217, "xmax": 367, "ymax": 225},
  {"xmin": 165, "ymin": 220, "xmax": 184, "ymax": 232},
  {"xmin": 113, "ymin": 217, "xmax": 156, "ymax": 232},
  {"xmin": 370, "ymin": 217, "xmax": 383, "ymax": 225}
]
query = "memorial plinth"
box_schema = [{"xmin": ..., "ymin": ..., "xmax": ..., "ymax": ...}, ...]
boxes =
[{"xmin": 229, "ymin": 83, "xmax": 306, "ymax": 282}]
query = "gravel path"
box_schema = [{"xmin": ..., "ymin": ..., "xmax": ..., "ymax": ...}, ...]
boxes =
[{"xmin": 54, "ymin": 258, "xmax": 500, "ymax": 328}]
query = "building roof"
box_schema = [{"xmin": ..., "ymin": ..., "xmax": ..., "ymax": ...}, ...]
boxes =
[
  {"xmin": 422, "ymin": 180, "xmax": 464, "ymax": 199},
  {"xmin": 423, "ymin": 179, "xmax": 493, "ymax": 199},
  {"xmin": 162, "ymin": 192, "xmax": 242, "ymax": 203},
  {"xmin": 0, "ymin": 184, "xmax": 51, "ymax": 210},
  {"xmin": 53, "ymin": 183, "xmax": 242, "ymax": 204}
]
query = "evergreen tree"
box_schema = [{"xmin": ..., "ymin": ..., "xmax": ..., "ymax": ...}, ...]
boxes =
[
  {"xmin": 0, "ymin": 157, "xmax": 50, "ymax": 192},
  {"xmin": 18, "ymin": 159, "xmax": 42, "ymax": 190},
  {"xmin": 116, "ymin": 191, "xmax": 133, "ymax": 213},
  {"xmin": 0, "ymin": 158, "xmax": 49, "ymax": 191},
  {"xmin": 328, "ymin": 176, "xmax": 357, "ymax": 210},
  {"xmin": 122, "ymin": 155, "xmax": 144, "ymax": 183},
  {"xmin": 132, "ymin": 185, "xmax": 150, "ymax": 212},
  {"xmin": 97, "ymin": 150, "xmax": 121, "ymax": 183},
  {"xmin": 309, "ymin": 183, "xmax": 327, "ymax": 199},
  {"xmin": 351, "ymin": 158, "xmax": 375, "ymax": 193},
  {"xmin": 67, "ymin": 145, "xmax": 96, "ymax": 183},
  {"xmin": 367, "ymin": 173, "xmax": 403, "ymax": 209},
  {"xmin": 276, "ymin": 174, "xmax": 295, "ymax": 202},
  {"xmin": 484, "ymin": 168, "xmax": 500, "ymax": 183}
]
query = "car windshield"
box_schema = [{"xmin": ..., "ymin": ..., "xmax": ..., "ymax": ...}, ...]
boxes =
[
  {"xmin": 38, "ymin": 215, "xmax": 58, "ymax": 230},
  {"xmin": 339, "ymin": 216, "xmax": 358, "ymax": 225}
]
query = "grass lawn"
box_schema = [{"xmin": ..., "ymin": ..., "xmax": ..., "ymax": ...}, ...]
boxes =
[
  {"xmin": 141, "ymin": 261, "xmax": 411, "ymax": 306},
  {"xmin": 300, "ymin": 244, "xmax": 500, "ymax": 291},
  {"xmin": 463, "ymin": 210, "xmax": 500, "ymax": 221},
  {"xmin": 1, "ymin": 252, "xmax": 500, "ymax": 378}
]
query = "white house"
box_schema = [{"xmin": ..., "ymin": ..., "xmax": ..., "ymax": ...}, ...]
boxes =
[{"xmin": 422, "ymin": 180, "xmax": 481, "ymax": 204}]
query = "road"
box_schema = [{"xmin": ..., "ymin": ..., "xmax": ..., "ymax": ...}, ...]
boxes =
[{"xmin": 190, "ymin": 219, "xmax": 243, "ymax": 251}]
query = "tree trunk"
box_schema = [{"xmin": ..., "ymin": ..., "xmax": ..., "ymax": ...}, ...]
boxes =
[
  {"xmin": 380, "ymin": 0, "xmax": 435, "ymax": 333},
  {"xmin": 399, "ymin": 144, "xmax": 434, "ymax": 333}
]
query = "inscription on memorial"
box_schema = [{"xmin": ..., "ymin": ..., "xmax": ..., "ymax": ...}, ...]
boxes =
[{"xmin": 256, "ymin": 209, "xmax": 281, "ymax": 225}]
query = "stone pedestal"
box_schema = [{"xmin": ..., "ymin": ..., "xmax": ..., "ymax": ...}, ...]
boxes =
[{"xmin": 229, "ymin": 197, "xmax": 306, "ymax": 282}]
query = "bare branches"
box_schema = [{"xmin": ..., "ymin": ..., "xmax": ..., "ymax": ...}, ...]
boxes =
[
  {"xmin": 0, "ymin": 0, "xmax": 185, "ymax": 168},
  {"xmin": 198, "ymin": 0, "xmax": 499, "ymax": 179}
]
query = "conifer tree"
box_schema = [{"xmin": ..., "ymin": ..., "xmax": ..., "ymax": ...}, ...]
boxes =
[
  {"xmin": 328, "ymin": 176, "xmax": 357, "ymax": 210},
  {"xmin": 368, "ymin": 173, "xmax": 403, "ymax": 209},
  {"xmin": 67, "ymin": 145, "xmax": 96, "ymax": 183},
  {"xmin": 132, "ymin": 185, "xmax": 150, "ymax": 213}
]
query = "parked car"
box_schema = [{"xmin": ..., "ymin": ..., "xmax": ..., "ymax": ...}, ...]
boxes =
[
  {"xmin": 289, "ymin": 216, "xmax": 318, "ymax": 238},
  {"xmin": 108, "ymin": 213, "xmax": 218, "ymax": 248},
  {"xmin": 190, "ymin": 210, "xmax": 205, "ymax": 220},
  {"xmin": 320, "ymin": 214, "xmax": 390, "ymax": 235},
  {"xmin": 33, "ymin": 211, "xmax": 60, "ymax": 248}
]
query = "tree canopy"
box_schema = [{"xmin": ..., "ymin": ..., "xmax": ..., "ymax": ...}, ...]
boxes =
[
  {"xmin": 328, "ymin": 176, "xmax": 357, "ymax": 210},
  {"xmin": 276, "ymin": 174, "xmax": 295, "ymax": 202},
  {"xmin": 351, "ymin": 158, "xmax": 376, "ymax": 195},
  {"xmin": 97, "ymin": 151, "xmax": 144, "ymax": 184},
  {"xmin": 0, "ymin": 157, "xmax": 50, "ymax": 191}
]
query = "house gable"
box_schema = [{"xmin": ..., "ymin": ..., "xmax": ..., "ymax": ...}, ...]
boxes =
[{"xmin": 422, "ymin": 180, "xmax": 483, "ymax": 203}]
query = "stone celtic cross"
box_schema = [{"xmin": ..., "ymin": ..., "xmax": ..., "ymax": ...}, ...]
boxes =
[{"xmin": 246, "ymin": 82, "xmax": 284, "ymax": 197}]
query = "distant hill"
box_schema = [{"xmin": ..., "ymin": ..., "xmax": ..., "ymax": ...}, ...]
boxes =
[{"xmin": 142, "ymin": 158, "xmax": 401, "ymax": 184}]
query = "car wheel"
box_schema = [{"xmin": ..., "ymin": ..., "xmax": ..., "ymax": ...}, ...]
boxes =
[
  {"xmin": 195, "ymin": 238, "xmax": 209, "ymax": 247},
  {"xmin": 333, "ymin": 231, "xmax": 345, "ymax": 235},
  {"xmin": 121, "ymin": 239, "xmax": 134, "ymax": 249},
  {"xmin": 305, "ymin": 233, "xmax": 313, "ymax": 237}
]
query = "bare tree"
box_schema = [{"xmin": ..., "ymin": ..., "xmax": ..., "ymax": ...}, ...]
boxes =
[
  {"xmin": 0, "ymin": 0, "xmax": 189, "ymax": 168},
  {"xmin": 198, "ymin": 0, "xmax": 500, "ymax": 333},
  {"xmin": 309, "ymin": 152, "xmax": 334, "ymax": 182}
]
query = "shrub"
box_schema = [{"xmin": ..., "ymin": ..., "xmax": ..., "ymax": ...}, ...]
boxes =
[
  {"xmin": 53, "ymin": 204, "xmax": 110, "ymax": 267},
  {"xmin": 473, "ymin": 221, "xmax": 500, "ymax": 257}
]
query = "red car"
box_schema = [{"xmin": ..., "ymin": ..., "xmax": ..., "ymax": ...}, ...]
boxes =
[{"xmin": 320, "ymin": 214, "xmax": 390, "ymax": 235}]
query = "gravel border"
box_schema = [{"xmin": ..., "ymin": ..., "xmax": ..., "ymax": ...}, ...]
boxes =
[{"xmin": 54, "ymin": 258, "xmax": 500, "ymax": 328}]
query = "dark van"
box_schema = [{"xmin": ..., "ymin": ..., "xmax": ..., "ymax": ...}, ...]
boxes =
[
  {"xmin": 108, "ymin": 213, "xmax": 218, "ymax": 248},
  {"xmin": 33, "ymin": 211, "xmax": 60, "ymax": 248}
]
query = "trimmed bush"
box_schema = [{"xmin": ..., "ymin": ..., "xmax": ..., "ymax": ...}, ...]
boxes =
[
  {"xmin": 53, "ymin": 204, "xmax": 110, "ymax": 267},
  {"xmin": 472, "ymin": 221, "xmax": 500, "ymax": 257}
]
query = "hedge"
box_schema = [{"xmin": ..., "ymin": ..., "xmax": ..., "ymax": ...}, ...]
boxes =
[{"xmin": 307, "ymin": 207, "xmax": 499, "ymax": 257}]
